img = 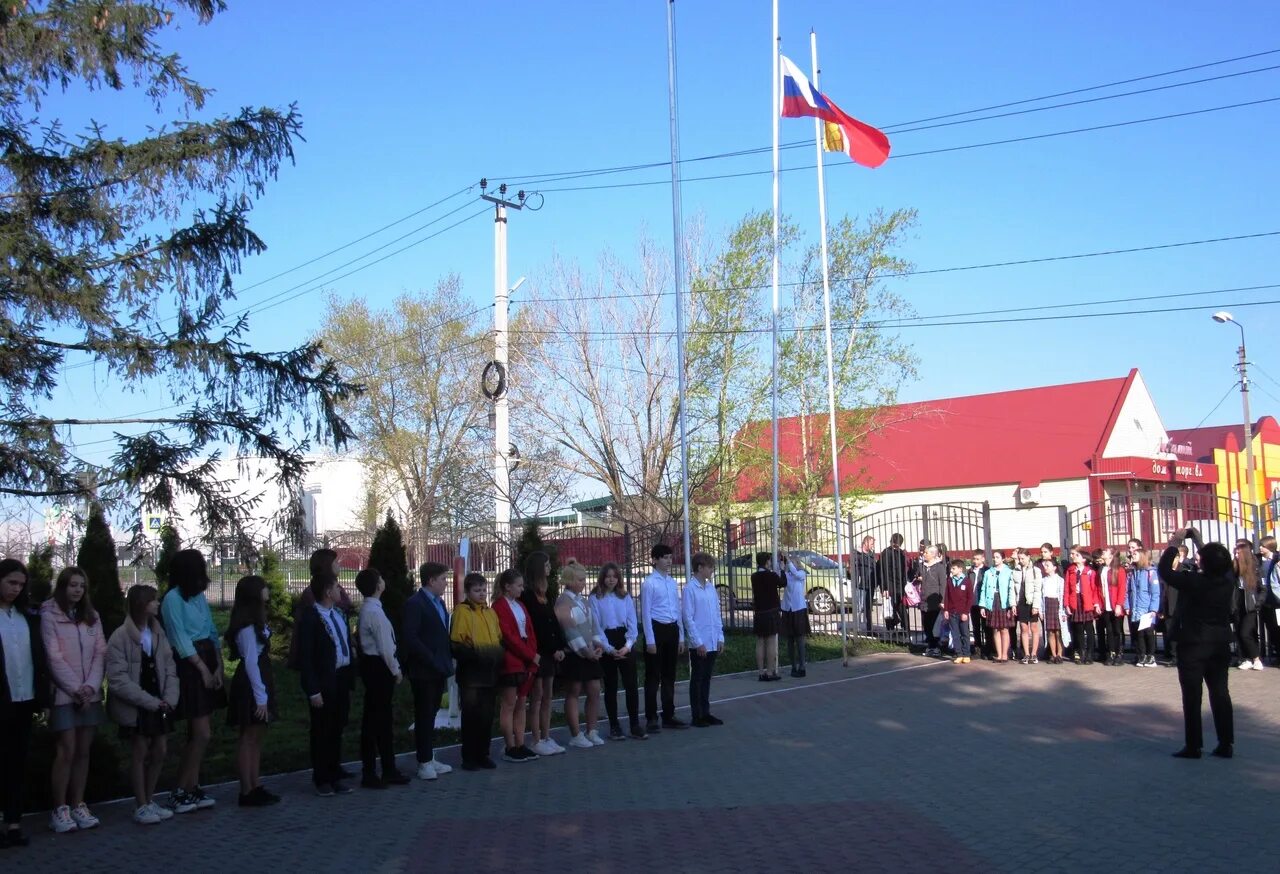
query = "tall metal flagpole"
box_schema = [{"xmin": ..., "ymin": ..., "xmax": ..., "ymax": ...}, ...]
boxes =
[
  {"xmin": 810, "ymin": 30, "xmax": 850, "ymax": 666},
  {"xmin": 770, "ymin": 0, "xmax": 782, "ymax": 567},
  {"xmin": 666, "ymin": 0, "xmax": 693, "ymax": 583}
]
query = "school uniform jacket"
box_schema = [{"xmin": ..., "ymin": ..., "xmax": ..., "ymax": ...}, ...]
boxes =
[
  {"xmin": 943, "ymin": 577, "xmax": 975, "ymax": 615},
  {"xmin": 1098, "ymin": 566, "xmax": 1128, "ymax": 614},
  {"xmin": 493, "ymin": 597, "xmax": 539, "ymax": 676},
  {"xmin": 1064, "ymin": 564, "xmax": 1102, "ymax": 614},
  {"xmin": 978, "ymin": 565, "xmax": 1015, "ymax": 611},
  {"xmin": 296, "ymin": 606, "xmax": 356, "ymax": 702},
  {"xmin": 401, "ymin": 589, "xmax": 453, "ymax": 680}
]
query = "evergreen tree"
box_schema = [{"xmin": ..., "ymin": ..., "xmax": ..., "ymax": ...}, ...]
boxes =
[
  {"xmin": 0, "ymin": 2, "xmax": 358, "ymax": 537},
  {"xmin": 26, "ymin": 544, "xmax": 54, "ymax": 605},
  {"xmin": 259, "ymin": 548, "xmax": 291, "ymax": 639},
  {"xmin": 77, "ymin": 504, "xmax": 124, "ymax": 634},
  {"xmin": 367, "ymin": 512, "xmax": 411, "ymax": 632},
  {"xmin": 514, "ymin": 521, "xmax": 559, "ymax": 598},
  {"xmin": 152, "ymin": 523, "xmax": 181, "ymax": 588}
]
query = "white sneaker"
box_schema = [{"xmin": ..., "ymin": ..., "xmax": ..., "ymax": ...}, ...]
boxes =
[
  {"xmin": 567, "ymin": 733, "xmax": 594, "ymax": 749},
  {"xmin": 550, "ymin": 739, "xmax": 567, "ymax": 754},
  {"xmin": 430, "ymin": 759, "xmax": 452, "ymax": 775},
  {"xmin": 532, "ymin": 739, "xmax": 558, "ymax": 756},
  {"xmin": 416, "ymin": 762, "xmax": 438, "ymax": 781},
  {"xmin": 586, "ymin": 730, "xmax": 606, "ymax": 746},
  {"xmin": 49, "ymin": 805, "xmax": 78, "ymax": 833},
  {"xmin": 133, "ymin": 804, "xmax": 162, "ymax": 826},
  {"xmin": 1237, "ymin": 661, "xmax": 1252, "ymax": 670},
  {"xmin": 70, "ymin": 803, "xmax": 100, "ymax": 830},
  {"xmin": 1252, "ymin": 659, "xmax": 1266, "ymax": 671},
  {"xmin": 147, "ymin": 801, "xmax": 174, "ymax": 821}
]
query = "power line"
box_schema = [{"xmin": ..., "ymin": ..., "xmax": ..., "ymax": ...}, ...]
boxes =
[
  {"xmin": 1193, "ymin": 384, "xmax": 1242, "ymax": 430},
  {"xmin": 494, "ymin": 48, "xmax": 1280, "ymax": 187},
  {"xmin": 518, "ymin": 230, "xmax": 1280, "ymax": 305},
  {"xmin": 530, "ymin": 96, "xmax": 1280, "ymax": 194}
]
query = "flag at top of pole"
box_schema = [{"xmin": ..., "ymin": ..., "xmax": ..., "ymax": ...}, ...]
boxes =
[{"xmin": 779, "ymin": 54, "xmax": 891, "ymax": 168}]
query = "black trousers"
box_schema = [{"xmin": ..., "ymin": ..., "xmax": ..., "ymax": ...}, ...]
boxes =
[
  {"xmin": 1236, "ymin": 610, "xmax": 1260, "ymax": 660},
  {"xmin": 0, "ymin": 702, "xmax": 34, "ymax": 825},
  {"xmin": 459, "ymin": 685, "xmax": 496, "ymax": 765},
  {"xmin": 1131, "ymin": 623, "xmax": 1156, "ymax": 659},
  {"xmin": 644, "ymin": 621, "xmax": 680, "ymax": 723},
  {"xmin": 970, "ymin": 606, "xmax": 988, "ymax": 656},
  {"xmin": 922, "ymin": 608, "xmax": 941, "ymax": 648},
  {"xmin": 1070, "ymin": 621, "xmax": 1096, "ymax": 660},
  {"xmin": 1099, "ymin": 612, "xmax": 1125, "ymax": 656},
  {"xmin": 1176, "ymin": 641, "xmax": 1233, "ymax": 751},
  {"xmin": 689, "ymin": 650, "xmax": 718, "ymax": 722},
  {"xmin": 410, "ymin": 672, "xmax": 446, "ymax": 763},
  {"xmin": 602, "ymin": 628, "xmax": 640, "ymax": 730},
  {"xmin": 1261, "ymin": 606, "xmax": 1279, "ymax": 660},
  {"xmin": 359, "ymin": 658, "xmax": 397, "ymax": 775},
  {"xmin": 308, "ymin": 666, "xmax": 353, "ymax": 786}
]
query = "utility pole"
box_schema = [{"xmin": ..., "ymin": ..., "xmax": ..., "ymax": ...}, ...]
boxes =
[
  {"xmin": 1238, "ymin": 341, "xmax": 1258, "ymax": 521},
  {"xmin": 479, "ymin": 181, "xmax": 527, "ymax": 559}
]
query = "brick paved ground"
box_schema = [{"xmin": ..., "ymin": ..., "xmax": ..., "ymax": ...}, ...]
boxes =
[{"xmin": 8, "ymin": 653, "xmax": 1279, "ymax": 873}]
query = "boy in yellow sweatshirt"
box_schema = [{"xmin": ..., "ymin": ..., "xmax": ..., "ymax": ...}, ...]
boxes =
[{"xmin": 450, "ymin": 572, "xmax": 503, "ymax": 770}]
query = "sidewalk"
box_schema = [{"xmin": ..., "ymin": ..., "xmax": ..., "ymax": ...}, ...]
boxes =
[{"xmin": 9, "ymin": 652, "xmax": 1278, "ymax": 872}]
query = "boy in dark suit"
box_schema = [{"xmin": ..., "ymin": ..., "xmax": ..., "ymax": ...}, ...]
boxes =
[
  {"xmin": 297, "ymin": 569, "xmax": 356, "ymax": 796},
  {"xmin": 402, "ymin": 562, "xmax": 455, "ymax": 781}
]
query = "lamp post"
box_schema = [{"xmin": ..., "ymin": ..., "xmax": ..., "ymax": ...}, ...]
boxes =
[{"xmin": 1212, "ymin": 311, "xmax": 1257, "ymax": 526}]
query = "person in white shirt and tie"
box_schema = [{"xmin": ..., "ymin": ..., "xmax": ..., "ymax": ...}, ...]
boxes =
[
  {"xmin": 355, "ymin": 569, "xmax": 409, "ymax": 789},
  {"xmin": 780, "ymin": 552, "xmax": 812, "ymax": 677},
  {"xmin": 683, "ymin": 553, "xmax": 725, "ymax": 728},
  {"xmin": 297, "ymin": 551, "xmax": 357, "ymax": 797},
  {"xmin": 641, "ymin": 544, "xmax": 686, "ymax": 732}
]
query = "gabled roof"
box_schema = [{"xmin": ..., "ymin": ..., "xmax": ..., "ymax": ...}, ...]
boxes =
[{"xmin": 733, "ymin": 370, "xmax": 1137, "ymax": 500}]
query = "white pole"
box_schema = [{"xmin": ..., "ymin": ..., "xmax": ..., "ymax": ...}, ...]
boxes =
[
  {"xmin": 666, "ymin": 0, "xmax": 693, "ymax": 581},
  {"xmin": 494, "ymin": 202, "xmax": 511, "ymax": 565},
  {"xmin": 810, "ymin": 31, "xmax": 849, "ymax": 665},
  {"xmin": 770, "ymin": 0, "xmax": 781, "ymax": 566}
]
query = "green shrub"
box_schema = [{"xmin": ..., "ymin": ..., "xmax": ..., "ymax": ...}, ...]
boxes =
[
  {"xmin": 515, "ymin": 521, "xmax": 559, "ymax": 597},
  {"xmin": 368, "ymin": 512, "xmax": 412, "ymax": 631},
  {"xmin": 26, "ymin": 544, "xmax": 54, "ymax": 605},
  {"xmin": 153, "ymin": 523, "xmax": 181, "ymax": 589},
  {"xmin": 77, "ymin": 503, "xmax": 124, "ymax": 635}
]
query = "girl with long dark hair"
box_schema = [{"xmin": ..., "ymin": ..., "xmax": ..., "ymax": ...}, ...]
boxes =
[
  {"xmin": 225, "ymin": 575, "xmax": 280, "ymax": 806},
  {"xmin": 0, "ymin": 559, "xmax": 50, "ymax": 848},
  {"xmin": 591, "ymin": 562, "xmax": 644, "ymax": 738},
  {"xmin": 520, "ymin": 550, "xmax": 566, "ymax": 757}
]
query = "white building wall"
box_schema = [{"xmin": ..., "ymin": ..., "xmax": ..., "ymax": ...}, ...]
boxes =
[{"xmin": 1101, "ymin": 371, "xmax": 1175, "ymax": 459}]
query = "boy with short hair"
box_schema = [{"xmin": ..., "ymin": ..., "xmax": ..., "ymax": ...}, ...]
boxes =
[
  {"xmin": 943, "ymin": 558, "xmax": 975, "ymax": 663},
  {"xmin": 450, "ymin": 572, "xmax": 503, "ymax": 771},
  {"xmin": 683, "ymin": 553, "xmax": 725, "ymax": 727},
  {"xmin": 402, "ymin": 562, "xmax": 454, "ymax": 781},
  {"xmin": 967, "ymin": 551, "xmax": 988, "ymax": 658},
  {"xmin": 642, "ymin": 544, "xmax": 686, "ymax": 731}
]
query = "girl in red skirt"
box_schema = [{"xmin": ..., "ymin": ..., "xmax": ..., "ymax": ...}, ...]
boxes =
[{"xmin": 1065, "ymin": 547, "xmax": 1102, "ymax": 664}]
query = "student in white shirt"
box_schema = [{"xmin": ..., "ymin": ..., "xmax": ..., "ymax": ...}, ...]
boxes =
[
  {"xmin": 590, "ymin": 562, "xmax": 644, "ymax": 740},
  {"xmin": 683, "ymin": 553, "xmax": 725, "ymax": 728},
  {"xmin": 356, "ymin": 569, "xmax": 409, "ymax": 788},
  {"xmin": 779, "ymin": 553, "xmax": 811, "ymax": 677},
  {"xmin": 223, "ymin": 576, "xmax": 280, "ymax": 808},
  {"xmin": 641, "ymin": 544, "xmax": 686, "ymax": 731}
]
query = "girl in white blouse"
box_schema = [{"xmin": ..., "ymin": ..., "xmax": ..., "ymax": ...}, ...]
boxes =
[
  {"xmin": 591, "ymin": 563, "xmax": 644, "ymax": 740},
  {"xmin": 223, "ymin": 576, "xmax": 280, "ymax": 807}
]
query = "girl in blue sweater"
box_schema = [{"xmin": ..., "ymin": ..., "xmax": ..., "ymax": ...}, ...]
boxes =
[{"xmin": 1126, "ymin": 550, "xmax": 1161, "ymax": 667}]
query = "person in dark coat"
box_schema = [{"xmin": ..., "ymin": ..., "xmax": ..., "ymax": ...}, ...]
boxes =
[
  {"xmin": 0, "ymin": 559, "xmax": 52, "ymax": 848},
  {"xmin": 402, "ymin": 562, "xmax": 455, "ymax": 780},
  {"xmin": 877, "ymin": 534, "xmax": 909, "ymax": 634},
  {"xmin": 1158, "ymin": 528, "xmax": 1235, "ymax": 759},
  {"xmin": 851, "ymin": 536, "xmax": 878, "ymax": 631}
]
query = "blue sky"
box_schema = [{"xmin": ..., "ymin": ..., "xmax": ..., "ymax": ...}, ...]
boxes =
[{"xmin": 52, "ymin": 0, "xmax": 1280, "ymax": 466}]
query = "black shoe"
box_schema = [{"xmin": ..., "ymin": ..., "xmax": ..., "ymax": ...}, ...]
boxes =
[
  {"xmin": 517, "ymin": 745, "xmax": 540, "ymax": 759},
  {"xmin": 758, "ymin": 673, "xmax": 770, "ymax": 682},
  {"xmin": 692, "ymin": 717, "xmax": 712, "ymax": 728},
  {"xmin": 1212, "ymin": 743, "xmax": 1234, "ymax": 759},
  {"xmin": 383, "ymin": 770, "xmax": 411, "ymax": 785},
  {"xmin": 790, "ymin": 668, "xmax": 801, "ymax": 677},
  {"xmin": 796, "ymin": 668, "xmax": 807, "ymax": 677},
  {"xmin": 645, "ymin": 720, "xmax": 662, "ymax": 734},
  {"xmin": 314, "ymin": 782, "xmax": 336, "ymax": 797},
  {"xmin": 705, "ymin": 714, "xmax": 724, "ymax": 726},
  {"xmin": 331, "ymin": 780, "xmax": 354, "ymax": 794},
  {"xmin": 1172, "ymin": 747, "xmax": 1202, "ymax": 759},
  {"xmin": 661, "ymin": 717, "xmax": 688, "ymax": 730},
  {"xmin": 479, "ymin": 757, "xmax": 497, "ymax": 769},
  {"xmin": 630, "ymin": 725, "xmax": 649, "ymax": 740},
  {"xmin": 767, "ymin": 673, "xmax": 783, "ymax": 681},
  {"xmin": 502, "ymin": 747, "xmax": 524, "ymax": 763},
  {"xmin": 608, "ymin": 726, "xmax": 627, "ymax": 741},
  {"xmin": 336, "ymin": 766, "xmax": 356, "ymax": 780},
  {"xmin": 461, "ymin": 761, "xmax": 480, "ymax": 772},
  {"xmin": 361, "ymin": 773, "xmax": 387, "ymax": 789},
  {"xmin": 1, "ymin": 827, "xmax": 28, "ymax": 848},
  {"xmin": 251, "ymin": 786, "xmax": 282, "ymax": 804},
  {"xmin": 239, "ymin": 789, "xmax": 277, "ymax": 807}
]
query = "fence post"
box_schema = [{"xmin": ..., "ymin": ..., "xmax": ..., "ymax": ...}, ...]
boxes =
[
  {"xmin": 1058, "ymin": 506, "xmax": 1071, "ymax": 553},
  {"xmin": 981, "ymin": 501, "xmax": 993, "ymax": 563},
  {"xmin": 920, "ymin": 505, "xmax": 930, "ymax": 549}
]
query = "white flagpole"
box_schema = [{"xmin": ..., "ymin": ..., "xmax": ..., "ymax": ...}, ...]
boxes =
[
  {"xmin": 770, "ymin": 0, "xmax": 781, "ymax": 567},
  {"xmin": 666, "ymin": 0, "xmax": 693, "ymax": 583},
  {"xmin": 810, "ymin": 30, "xmax": 850, "ymax": 665}
]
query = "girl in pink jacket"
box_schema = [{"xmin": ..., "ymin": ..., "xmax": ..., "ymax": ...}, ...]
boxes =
[{"xmin": 41, "ymin": 567, "xmax": 107, "ymax": 834}]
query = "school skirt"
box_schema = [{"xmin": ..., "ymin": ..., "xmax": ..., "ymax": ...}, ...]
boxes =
[
  {"xmin": 49, "ymin": 701, "xmax": 104, "ymax": 732},
  {"xmin": 780, "ymin": 609, "xmax": 811, "ymax": 639},
  {"xmin": 174, "ymin": 638, "xmax": 228, "ymax": 720},
  {"xmin": 560, "ymin": 651, "xmax": 603, "ymax": 683},
  {"xmin": 227, "ymin": 648, "xmax": 277, "ymax": 728},
  {"xmin": 753, "ymin": 607, "xmax": 781, "ymax": 638},
  {"xmin": 1043, "ymin": 598, "xmax": 1061, "ymax": 632},
  {"xmin": 986, "ymin": 606, "xmax": 1014, "ymax": 630}
]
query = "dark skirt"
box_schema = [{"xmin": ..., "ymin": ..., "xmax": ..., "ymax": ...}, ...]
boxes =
[
  {"xmin": 1044, "ymin": 598, "xmax": 1061, "ymax": 631},
  {"xmin": 560, "ymin": 651, "xmax": 603, "ymax": 683},
  {"xmin": 175, "ymin": 638, "xmax": 227, "ymax": 721},
  {"xmin": 986, "ymin": 605, "xmax": 1014, "ymax": 630},
  {"xmin": 121, "ymin": 649, "xmax": 174, "ymax": 740},
  {"xmin": 780, "ymin": 609, "xmax": 811, "ymax": 639},
  {"xmin": 1016, "ymin": 601, "xmax": 1035, "ymax": 623},
  {"xmin": 753, "ymin": 607, "xmax": 781, "ymax": 638},
  {"xmin": 227, "ymin": 646, "xmax": 277, "ymax": 728}
]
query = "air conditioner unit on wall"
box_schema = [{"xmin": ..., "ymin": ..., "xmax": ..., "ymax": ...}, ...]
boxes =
[{"xmin": 1019, "ymin": 487, "xmax": 1041, "ymax": 505}]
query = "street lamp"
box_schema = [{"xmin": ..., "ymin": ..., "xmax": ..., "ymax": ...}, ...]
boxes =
[{"xmin": 1211, "ymin": 311, "xmax": 1257, "ymax": 526}]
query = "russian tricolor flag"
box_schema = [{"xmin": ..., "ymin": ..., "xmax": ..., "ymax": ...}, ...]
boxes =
[{"xmin": 780, "ymin": 54, "xmax": 891, "ymax": 169}]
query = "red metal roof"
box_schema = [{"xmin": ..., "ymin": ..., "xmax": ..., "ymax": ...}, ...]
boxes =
[{"xmin": 733, "ymin": 371, "xmax": 1135, "ymax": 500}]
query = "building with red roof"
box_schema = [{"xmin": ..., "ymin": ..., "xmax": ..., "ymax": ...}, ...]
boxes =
[{"xmin": 732, "ymin": 369, "xmax": 1222, "ymax": 549}]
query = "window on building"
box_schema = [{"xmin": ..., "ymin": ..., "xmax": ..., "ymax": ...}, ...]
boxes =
[{"xmin": 1108, "ymin": 495, "xmax": 1131, "ymax": 539}]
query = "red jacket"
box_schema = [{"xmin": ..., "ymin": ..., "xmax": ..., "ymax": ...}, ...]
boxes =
[
  {"xmin": 1099, "ymin": 565, "xmax": 1127, "ymax": 613},
  {"xmin": 943, "ymin": 576, "xmax": 975, "ymax": 615},
  {"xmin": 1064, "ymin": 564, "xmax": 1102, "ymax": 614},
  {"xmin": 494, "ymin": 596, "xmax": 539, "ymax": 676}
]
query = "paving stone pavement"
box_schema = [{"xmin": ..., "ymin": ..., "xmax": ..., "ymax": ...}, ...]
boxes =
[{"xmin": 7, "ymin": 653, "xmax": 1279, "ymax": 873}]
